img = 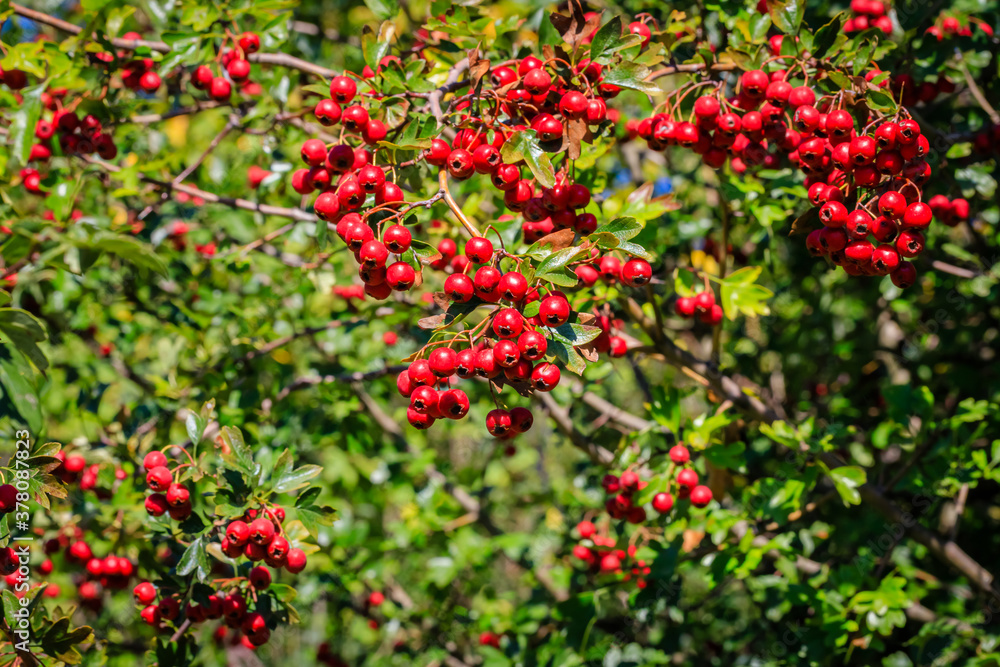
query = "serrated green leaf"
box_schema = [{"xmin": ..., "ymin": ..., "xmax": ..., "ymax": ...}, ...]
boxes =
[
  {"xmin": 500, "ymin": 130, "xmax": 556, "ymax": 188},
  {"xmin": 767, "ymin": 0, "xmax": 804, "ymax": 35},
  {"xmin": 600, "ymin": 61, "xmax": 662, "ymax": 95}
]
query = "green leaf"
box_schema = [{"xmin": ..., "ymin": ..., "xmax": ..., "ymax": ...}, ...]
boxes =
[
  {"xmin": 826, "ymin": 70, "xmax": 853, "ymax": 91},
  {"xmin": 176, "ymin": 535, "xmax": 211, "ymax": 581},
  {"xmin": 650, "ymin": 386, "xmax": 681, "ymax": 432},
  {"xmin": 589, "ymin": 217, "xmax": 642, "ymax": 249},
  {"xmin": 826, "ymin": 465, "xmax": 866, "ymax": 506},
  {"xmin": 272, "ymin": 456, "xmax": 322, "ymax": 494},
  {"xmin": 218, "ymin": 426, "xmax": 260, "ymax": 480},
  {"xmin": 89, "ymin": 234, "xmax": 168, "ymax": 276},
  {"xmin": 550, "ymin": 323, "xmax": 602, "ymax": 346},
  {"xmin": 0, "ymin": 308, "xmax": 49, "ymax": 371},
  {"xmin": 766, "ymin": 0, "xmax": 805, "ymax": 34},
  {"xmin": 546, "ymin": 337, "xmax": 587, "ymax": 375},
  {"xmin": 589, "ymin": 17, "xmax": 644, "ymax": 65},
  {"xmin": 812, "ymin": 13, "xmax": 845, "ymax": 59},
  {"xmin": 297, "ymin": 504, "xmax": 337, "ymax": 538},
  {"xmin": 535, "ymin": 246, "xmax": 585, "ymax": 278},
  {"xmin": 853, "ymin": 35, "xmax": 878, "ymax": 76},
  {"xmin": 600, "ymin": 61, "xmax": 662, "ymax": 95},
  {"xmin": 0, "ymin": 351, "xmax": 42, "ymax": 432},
  {"xmin": 362, "ymin": 21, "xmax": 396, "ymax": 73},
  {"xmin": 749, "ymin": 13, "xmax": 772, "ymax": 42},
  {"xmin": 363, "ymin": 0, "xmax": 399, "ymax": 21},
  {"xmin": 719, "ymin": 266, "xmax": 773, "ymax": 319},
  {"xmin": 866, "ymin": 89, "xmax": 897, "ymax": 113},
  {"xmin": 500, "ymin": 130, "xmax": 556, "ymax": 188},
  {"xmin": 8, "ymin": 84, "xmax": 45, "ymax": 168}
]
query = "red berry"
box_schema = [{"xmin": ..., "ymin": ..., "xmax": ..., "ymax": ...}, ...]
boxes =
[
  {"xmin": 133, "ymin": 582, "xmax": 157, "ymax": 606},
  {"xmin": 145, "ymin": 466, "xmax": 172, "ymax": 491},
  {"xmin": 248, "ymin": 517, "xmax": 276, "ymax": 545},
  {"xmin": 690, "ymin": 485, "xmax": 713, "ymax": 507},
  {"xmin": 143, "ymin": 451, "xmax": 167, "ymax": 470},
  {"xmin": 486, "ymin": 409, "xmax": 512, "ymax": 437},
  {"xmin": 329, "ymin": 75, "xmax": 357, "ymax": 104},
  {"xmin": 530, "ymin": 362, "xmax": 560, "ymax": 391},
  {"xmin": 538, "ymin": 295, "xmax": 570, "ymax": 327},
  {"xmin": 652, "ymin": 492, "xmax": 674, "ymax": 513}
]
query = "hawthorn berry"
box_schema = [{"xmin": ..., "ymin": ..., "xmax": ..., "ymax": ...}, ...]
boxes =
[
  {"xmin": 531, "ymin": 362, "xmax": 560, "ymax": 391},
  {"xmin": 142, "ymin": 451, "xmax": 167, "ymax": 470},
  {"xmin": 486, "ymin": 409, "xmax": 512, "ymax": 437},
  {"xmin": 690, "ymin": 486, "xmax": 713, "ymax": 507},
  {"xmin": 439, "ymin": 389, "xmax": 471, "ymax": 419},
  {"xmin": 329, "ymin": 75, "xmax": 357, "ymax": 104},
  {"xmin": 538, "ymin": 295, "xmax": 570, "ymax": 327},
  {"xmin": 248, "ymin": 517, "xmax": 276, "ymax": 545},
  {"xmin": 146, "ymin": 466, "xmax": 172, "ymax": 491},
  {"xmin": 677, "ymin": 468, "xmax": 699, "ymax": 488},
  {"xmin": 493, "ymin": 339, "xmax": 520, "ymax": 367},
  {"xmin": 620, "ymin": 258, "xmax": 652, "ymax": 287},
  {"xmin": 410, "ymin": 386, "xmax": 440, "ymax": 414},
  {"xmin": 385, "ymin": 262, "xmax": 416, "ymax": 290},
  {"xmin": 133, "ymin": 582, "xmax": 157, "ymax": 606},
  {"xmin": 652, "ymin": 492, "xmax": 674, "ymax": 513}
]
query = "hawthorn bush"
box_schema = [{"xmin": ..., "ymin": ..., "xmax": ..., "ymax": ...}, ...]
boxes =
[{"xmin": 1, "ymin": 0, "xmax": 1000, "ymax": 664}]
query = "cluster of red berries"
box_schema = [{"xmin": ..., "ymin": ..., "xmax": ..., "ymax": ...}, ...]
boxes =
[
  {"xmin": 142, "ymin": 450, "xmax": 195, "ymax": 520},
  {"xmin": 634, "ymin": 65, "xmax": 936, "ymax": 286},
  {"xmin": 220, "ymin": 510, "xmax": 307, "ymax": 573},
  {"xmin": 52, "ymin": 452, "xmax": 127, "ymax": 498},
  {"xmin": 673, "ymin": 286, "xmax": 723, "ymax": 326},
  {"xmin": 602, "ymin": 445, "xmax": 714, "ymax": 523},
  {"xmin": 290, "ymin": 73, "xmax": 414, "ymax": 300},
  {"xmin": 74, "ymin": 551, "xmax": 136, "ymax": 610},
  {"xmin": 571, "ymin": 522, "xmax": 652, "ymax": 587},
  {"xmin": 843, "ymin": 0, "xmax": 893, "ymax": 34},
  {"xmin": 189, "ymin": 32, "xmax": 264, "ymax": 101},
  {"xmin": 927, "ymin": 195, "xmax": 970, "ymax": 227},
  {"xmin": 18, "ymin": 97, "xmax": 119, "ymax": 194},
  {"xmin": 889, "ymin": 72, "xmax": 956, "ymax": 108},
  {"xmin": 134, "ymin": 574, "xmax": 276, "ymax": 648},
  {"xmin": 801, "ymin": 114, "xmax": 934, "ymax": 287},
  {"xmin": 926, "ymin": 13, "xmax": 994, "ymax": 40}
]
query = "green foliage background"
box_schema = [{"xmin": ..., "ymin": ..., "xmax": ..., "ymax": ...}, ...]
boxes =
[{"xmin": 1, "ymin": 0, "xmax": 1000, "ymax": 665}]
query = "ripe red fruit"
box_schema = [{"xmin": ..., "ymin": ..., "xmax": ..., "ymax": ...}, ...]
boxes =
[
  {"xmin": 341, "ymin": 105, "xmax": 369, "ymax": 132},
  {"xmin": 145, "ymin": 494, "xmax": 169, "ymax": 516},
  {"xmin": 694, "ymin": 291, "xmax": 715, "ymax": 313},
  {"xmin": 493, "ymin": 308, "xmax": 524, "ymax": 338},
  {"xmin": 538, "ymin": 295, "xmax": 570, "ymax": 327},
  {"xmin": 871, "ymin": 244, "xmax": 901, "ymax": 275},
  {"xmin": 600, "ymin": 553, "xmax": 621, "ymax": 572},
  {"xmin": 474, "ymin": 266, "xmax": 502, "ymax": 300},
  {"xmin": 143, "ymin": 451, "xmax": 167, "ymax": 470},
  {"xmin": 492, "ymin": 163, "xmax": 521, "ymax": 190},
  {"xmin": 510, "ymin": 407, "xmax": 534, "ymax": 433},
  {"xmin": 410, "ymin": 385, "xmax": 439, "ymax": 414},
  {"xmin": 424, "ymin": 138, "xmax": 451, "ymax": 166},
  {"xmin": 359, "ymin": 240, "xmax": 390, "ymax": 268},
  {"xmin": 609, "ymin": 336, "xmax": 627, "ymax": 357},
  {"xmin": 362, "ymin": 119, "xmax": 388, "ymax": 144},
  {"xmin": 902, "ymin": 202, "xmax": 932, "ymax": 229},
  {"xmin": 497, "ymin": 272, "xmax": 528, "ymax": 302},
  {"xmin": 429, "ymin": 347, "xmax": 458, "ymax": 377},
  {"xmin": 145, "ymin": 466, "xmax": 172, "ymax": 491},
  {"xmin": 669, "ymin": 445, "xmax": 690, "ymax": 464},
  {"xmin": 517, "ymin": 330, "xmax": 547, "ymax": 360},
  {"xmin": 845, "ymin": 240, "xmax": 874, "ymax": 264},
  {"xmin": 486, "ymin": 409, "xmax": 513, "ymax": 437},
  {"xmin": 522, "ymin": 67, "xmax": 552, "ymax": 95},
  {"xmin": 896, "ymin": 230, "xmax": 924, "ymax": 258},
  {"xmin": 891, "ymin": 262, "xmax": 917, "ymax": 289},
  {"xmin": 267, "ymin": 535, "xmax": 290, "ymax": 561},
  {"xmin": 531, "ymin": 362, "xmax": 560, "ymax": 391},
  {"xmin": 848, "ymin": 135, "xmax": 877, "ymax": 166},
  {"xmin": 165, "ymin": 483, "xmax": 190, "ymax": 508},
  {"xmin": 741, "ymin": 70, "xmax": 769, "ymax": 98},
  {"xmin": 439, "ymin": 389, "xmax": 471, "ymax": 419},
  {"xmin": 620, "ymin": 258, "xmax": 652, "ymax": 287},
  {"xmin": 475, "ymin": 349, "xmax": 500, "ymax": 379},
  {"xmin": 447, "ymin": 149, "xmax": 475, "ymax": 180},
  {"xmin": 819, "ymin": 201, "xmax": 849, "ymax": 227},
  {"xmin": 133, "ymin": 582, "xmax": 157, "ymax": 605},
  {"xmin": 493, "ymin": 339, "xmax": 520, "ymax": 368},
  {"xmin": 226, "ymin": 520, "xmax": 250, "ymax": 546},
  {"xmin": 878, "ymin": 191, "xmax": 907, "ymax": 219},
  {"xmin": 690, "ymin": 485, "xmax": 713, "ymax": 507},
  {"xmin": 674, "ymin": 296, "xmax": 696, "ymax": 317},
  {"xmin": 652, "ymin": 492, "xmax": 674, "ymax": 513},
  {"xmin": 285, "ymin": 548, "xmax": 307, "ymax": 573},
  {"xmin": 385, "ymin": 262, "xmax": 416, "ymax": 290},
  {"xmin": 227, "ymin": 59, "xmax": 250, "ymax": 81},
  {"xmin": 248, "ymin": 518, "xmax": 276, "ymax": 545},
  {"xmin": 329, "ymin": 75, "xmax": 357, "ymax": 104},
  {"xmin": 472, "ymin": 145, "xmax": 501, "ymax": 174},
  {"xmin": 677, "ymin": 468, "xmax": 699, "ymax": 488},
  {"xmin": 465, "ymin": 237, "xmax": 494, "ymax": 264},
  {"xmin": 140, "ymin": 605, "xmax": 161, "ymax": 626},
  {"xmin": 139, "ymin": 70, "xmax": 161, "ymax": 92},
  {"xmin": 239, "ymin": 32, "xmax": 260, "ymax": 54},
  {"xmin": 531, "ymin": 114, "xmax": 563, "ymax": 142},
  {"xmin": 383, "ymin": 225, "xmax": 412, "ymax": 254},
  {"xmin": 444, "ymin": 273, "xmax": 475, "ymax": 303},
  {"xmin": 559, "ymin": 91, "xmax": 589, "ymax": 118},
  {"xmin": 210, "ymin": 76, "xmax": 231, "ymax": 100}
]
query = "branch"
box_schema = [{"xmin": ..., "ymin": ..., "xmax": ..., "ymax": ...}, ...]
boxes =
[
  {"xmin": 80, "ymin": 155, "xmax": 316, "ymax": 222},
  {"xmin": 534, "ymin": 392, "xmax": 615, "ymax": 465}
]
